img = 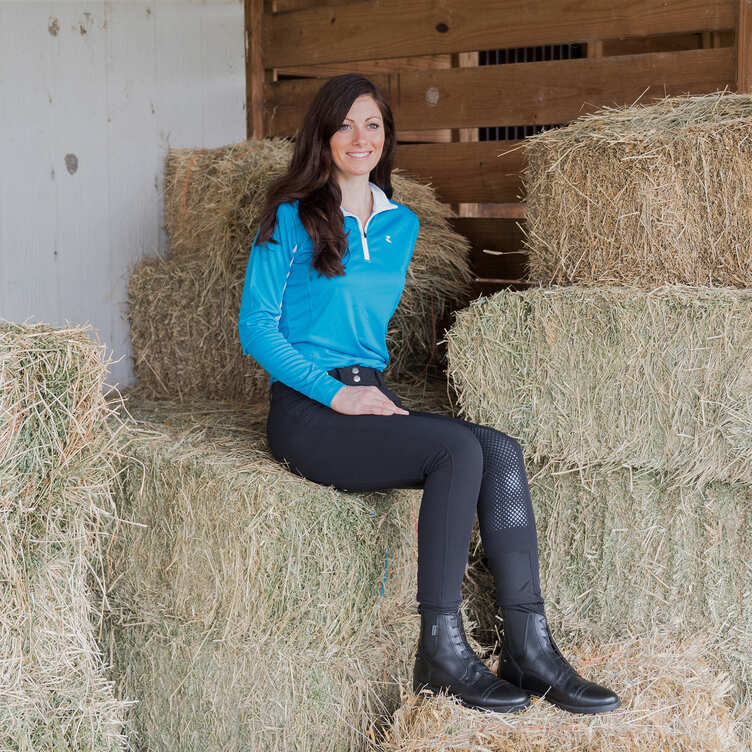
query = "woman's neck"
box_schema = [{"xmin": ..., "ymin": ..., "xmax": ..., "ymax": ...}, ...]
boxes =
[{"xmin": 338, "ymin": 174, "xmax": 373, "ymax": 225}]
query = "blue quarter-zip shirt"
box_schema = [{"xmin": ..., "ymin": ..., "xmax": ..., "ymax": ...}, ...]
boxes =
[{"xmin": 238, "ymin": 182, "xmax": 420, "ymax": 407}]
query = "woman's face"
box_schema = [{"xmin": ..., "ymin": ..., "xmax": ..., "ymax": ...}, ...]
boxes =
[{"xmin": 329, "ymin": 94, "xmax": 385, "ymax": 180}]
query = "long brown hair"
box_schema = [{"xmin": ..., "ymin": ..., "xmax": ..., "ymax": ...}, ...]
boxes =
[{"xmin": 256, "ymin": 74, "xmax": 396, "ymax": 278}]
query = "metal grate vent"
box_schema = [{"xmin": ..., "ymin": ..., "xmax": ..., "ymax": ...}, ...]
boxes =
[{"xmin": 478, "ymin": 43, "xmax": 586, "ymax": 140}]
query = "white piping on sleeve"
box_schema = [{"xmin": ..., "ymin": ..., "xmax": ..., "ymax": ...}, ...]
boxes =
[{"xmin": 276, "ymin": 244, "xmax": 298, "ymax": 323}]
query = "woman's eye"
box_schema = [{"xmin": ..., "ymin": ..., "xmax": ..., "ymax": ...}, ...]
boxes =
[
  {"xmin": 368, "ymin": 122, "xmax": 381, "ymax": 129},
  {"xmin": 339, "ymin": 124, "xmax": 350, "ymax": 131}
]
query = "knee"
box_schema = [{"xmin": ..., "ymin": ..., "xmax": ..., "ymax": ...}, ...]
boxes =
[
  {"xmin": 462, "ymin": 429, "xmax": 485, "ymax": 472},
  {"xmin": 428, "ymin": 425, "xmax": 484, "ymax": 477},
  {"xmin": 502, "ymin": 434, "xmax": 525, "ymax": 467},
  {"xmin": 473, "ymin": 425, "xmax": 525, "ymax": 468}
]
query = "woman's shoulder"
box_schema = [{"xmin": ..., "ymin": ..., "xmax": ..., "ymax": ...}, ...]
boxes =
[
  {"xmin": 274, "ymin": 199, "xmax": 302, "ymax": 221},
  {"xmin": 272, "ymin": 200, "xmax": 308, "ymax": 236},
  {"xmin": 272, "ymin": 200, "xmax": 317, "ymax": 252},
  {"xmin": 389, "ymin": 199, "xmax": 420, "ymax": 228}
]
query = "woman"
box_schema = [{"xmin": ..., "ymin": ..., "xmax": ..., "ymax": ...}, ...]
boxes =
[{"xmin": 238, "ymin": 73, "xmax": 619, "ymax": 715}]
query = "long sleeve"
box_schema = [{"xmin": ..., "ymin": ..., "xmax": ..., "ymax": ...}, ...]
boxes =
[{"xmin": 237, "ymin": 204, "xmax": 345, "ymax": 407}]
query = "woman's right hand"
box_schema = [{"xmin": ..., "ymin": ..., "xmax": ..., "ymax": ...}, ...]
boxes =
[{"xmin": 331, "ymin": 385, "xmax": 409, "ymax": 416}]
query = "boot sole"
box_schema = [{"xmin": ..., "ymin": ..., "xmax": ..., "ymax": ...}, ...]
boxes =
[
  {"xmin": 414, "ymin": 682, "xmax": 531, "ymax": 714},
  {"xmin": 529, "ymin": 691, "xmax": 621, "ymax": 715}
]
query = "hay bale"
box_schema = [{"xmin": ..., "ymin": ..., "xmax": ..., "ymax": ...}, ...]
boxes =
[
  {"xmin": 1, "ymin": 322, "xmax": 113, "ymax": 502},
  {"xmin": 163, "ymin": 140, "xmax": 292, "ymax": 264},
  {"xmin": 107, "ymin": 394, "xmax": 464, "ymax": 751},
  {"xmin": 127, "ymin": 255, "xmax": 267, "ymax": 402},
  {"xmin": 522, "ymin": 91, "xmax": 752, "ymax": 287},
  {"xmin": 148, "ymin": 140, "xmax": 472, "ymax": 396},
  {"xmin": 0, "ymin": 322, "xmax": 129, "ymax": 750},
  {"xmin": 110, "ymin": 603, "xmax": 491, "ymax": 752},
  {"xmin": 462, "ymin": 459, "xmax": 752, "ymax": 732},
  {"xmin": 381, "ymin": 631, "xmax": 745, "ymax": 751},
  {"xmin": 111, "ymin": 620, "xmax": 412, "ymax": 752},
  {"xmin": 446, "ymin": 285, "xmax": 752, "ymax": 487}
]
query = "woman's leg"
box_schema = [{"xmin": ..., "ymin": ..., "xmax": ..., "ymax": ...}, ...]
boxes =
[
  {"xmin": 266, "ymin": 371, "xmax": 530, "ymax": 712},
  {"xmin": 267, "ymin": 377, "xmax": 485, "ymax": 613},
  {"xmin": 271, "ymin": 369, "xmax": 543, "ymax": 611},
  {"xmin": 376, "ymin": 372, "xmax": 543, "ymax": 611},
  {"xmin": 402, "ymin": 411, "xmax": 544, "ymax": 612},
  {"xmin": 378, "ymin": 387, "xmax": 620, "ymax": 715}
]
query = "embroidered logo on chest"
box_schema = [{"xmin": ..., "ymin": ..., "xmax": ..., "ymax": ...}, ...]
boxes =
[{"xmin": 385, "ymin": 235, "xmax": 392, "ymax": 244}]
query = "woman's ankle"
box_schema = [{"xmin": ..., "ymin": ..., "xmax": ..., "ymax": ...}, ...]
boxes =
[
  {"xmin": 418, "ymin": 602, "xmax": 461, "ymax": 617},
  {"xmin": 500, "ymin": 600, "xmax": 546, "ymax": 618}
]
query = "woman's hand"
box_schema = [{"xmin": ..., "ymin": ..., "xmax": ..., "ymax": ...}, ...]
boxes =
[{"xmin": 331, "ymin": 385, "xmax": 409, "ymax": 416}]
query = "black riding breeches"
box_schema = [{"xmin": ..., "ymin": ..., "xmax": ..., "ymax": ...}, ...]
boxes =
[{"xmin": 266, "ymin": 364, "xmax": 543, "ymax": 613}]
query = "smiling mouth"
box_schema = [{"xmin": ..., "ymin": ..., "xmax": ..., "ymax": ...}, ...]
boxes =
[{"xmin": 346, "ymin": 152, "xmax": 373, "ymax": 159}]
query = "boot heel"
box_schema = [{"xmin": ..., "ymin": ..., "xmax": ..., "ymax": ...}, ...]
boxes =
[{"xmin": 457, "ymin": 696, "xmax": 530, "ymax": 713}]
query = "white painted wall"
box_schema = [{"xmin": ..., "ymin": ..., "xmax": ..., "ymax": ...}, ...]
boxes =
[{"xmin": 0, "ymin": 0, "xmax": 245, "ymax": 391}]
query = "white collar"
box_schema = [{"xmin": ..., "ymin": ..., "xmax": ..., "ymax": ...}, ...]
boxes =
[{"xmin": 340, "ymin": 182, "xmax": 398, "ymax": 219}]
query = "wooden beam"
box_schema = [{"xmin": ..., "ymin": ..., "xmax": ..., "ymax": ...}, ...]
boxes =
[
  {"xmin": 276, "ymin": 53, "xmax": 452, "ymax": 78},
  {"xmin": 450, "ymin": 51, "xmax": 479, "ymax": 213},
  {"xmin": 245, "ymin": 0, "xmax": 264, "ymax": 138},
  {"xmin": 587, "ymin": 39, "xmax": 604, "ymax": 58},
  {"xmin": 396, "ymin": 129, "xmax": 453, "ymax": 143},
  {"xmin": 610, "ymin": 32, "xmax": 702, "ymax": 56},
  {"xmin": 264, "ymin": 0, "xmax": 734, "ymax": 68},
  {"xmin": 395, "ymin": 142, "xmax": 525, "ymax": 204},
  {"xmin": 474, "ymin": 203, "xmax": 528, "ymax": 219},
  {"xmin": 274, "ymin": 0, "xmax": 366, "ymax": 11},
  {"xmin": 274, "ymin": 32, "xmax": 730, "ymax": 80},
  {"xmin": 451, "ymin": 51, "xmax": 479, "ymax": 144},
  {"xmin": 265, "ymin": 47, "xmax": 735, "ymax": 136},
  {"xmin": 738, "ymin": 0, "xmax": 752, "ymax": 92}
]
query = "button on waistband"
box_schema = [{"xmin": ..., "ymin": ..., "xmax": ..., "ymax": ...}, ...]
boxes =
[{"xmin": 327, "ymin": 365, "xmax": 383, "ymax": 386}]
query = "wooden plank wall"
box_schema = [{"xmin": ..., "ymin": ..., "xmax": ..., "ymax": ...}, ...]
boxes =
[{"xmin": 247, "ymin": 0, "xmax": 747, "ymax": 301}]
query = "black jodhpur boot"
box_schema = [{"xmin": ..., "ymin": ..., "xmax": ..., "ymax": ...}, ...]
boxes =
[
  {"xmin": 413, "ymin": 608, "xmax": 530, "ymax": 713},
  {"xmin": 497, "ymin": 607, "xmax": 620, "ymax": 714}
]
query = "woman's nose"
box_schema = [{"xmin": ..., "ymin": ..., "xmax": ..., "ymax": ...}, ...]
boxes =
[{"xmin": 351, "ymin": 126, "xmax": 367, "ymax": 144}]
